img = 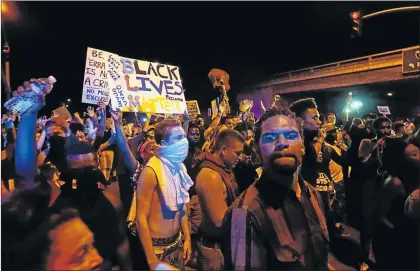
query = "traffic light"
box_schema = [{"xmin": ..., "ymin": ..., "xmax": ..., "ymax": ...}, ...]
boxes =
[{"xmin": 350, "ymin": 11, "xmax": 363, "ymax": 37}]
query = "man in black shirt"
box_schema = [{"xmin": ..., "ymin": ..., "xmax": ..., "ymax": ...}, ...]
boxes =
[
  {"xmin": 290, "ymin": 98, "xmax": 335, "ymax": 213},
  {"xmin": 223, "ymin": 105, "xmax": 330, "ymax": 270}
]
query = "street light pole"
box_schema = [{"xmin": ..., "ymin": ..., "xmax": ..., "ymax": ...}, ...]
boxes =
[
  {"xmin": 350, "ymin": 6, "xmax": 420, "ymax": 37},
  {"xmin": 2, "ymin": 41, "xmax": 11, "ymax": 101},
  {"xmin": 361, "ymin": 6, "xmax": 420, "ymax": 20}
]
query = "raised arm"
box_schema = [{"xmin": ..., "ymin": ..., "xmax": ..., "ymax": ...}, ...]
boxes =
[
  {"xmin": 110, "ymin": 108, "xmax": 138, "ymax": 174},
  {"xmin": 182, "ymin": 110, "xmax": 191, "ymax": 134},
  {"xmin": 36, "ymin": 116, "xmax": 49, "ymax": 152},
  {"xmin": 15, "ymin": 80, "xmax": 47, "ymax": 187},
  {"xmin": 73, "ymin": 112, "xmax": 83, "ymax": 124},
  {"xmin": 204, "ymin": 102, "xmax": 226, "ymax": 139},
  {"xmin": 97, "ymin": 104, "xmax": 106, "ymax": 137},
  {"xmin": 142, "ymin": 113, "xmax": 152, "ymax": 133}
]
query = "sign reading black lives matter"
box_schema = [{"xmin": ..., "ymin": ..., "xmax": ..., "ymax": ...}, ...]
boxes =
[{"xmin": 82, "ymin": 47, "xmax": 187, "ymax": 114}]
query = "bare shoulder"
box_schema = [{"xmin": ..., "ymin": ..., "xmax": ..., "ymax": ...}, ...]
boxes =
[
  {"xmin": 137, "ymin": 167, "xmax": 158, "ymax": 191},
  {"xmin": 196, "ymin": 168, "xmax": 224, "ymax": 190}
]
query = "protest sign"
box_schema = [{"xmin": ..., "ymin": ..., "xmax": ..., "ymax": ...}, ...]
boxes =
[
  {"xmin": 82, "ymin": 48, "xmax": 111, "ymax": 105},
  {"xmin": 52, "ymin": 105, "xmax": 72, "ymax": 120},
  {"xmin": 377, "ymin": 106, "xmax": 391, "ymax": 116},
  {"xmin": 82, "ymin": 47, "xmax": 187, "ymax": 114},
  {"xmin": 186, "ymin": 100, "xmax": 201, "ymax": 119}
]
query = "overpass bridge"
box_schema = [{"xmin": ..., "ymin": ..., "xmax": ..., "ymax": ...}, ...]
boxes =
[{"xmin": 237, "ymin": 45, "xmax": 420, "ymax": 117}]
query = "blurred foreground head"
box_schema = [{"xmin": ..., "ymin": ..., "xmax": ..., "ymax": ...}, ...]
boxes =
[{"xmin": 2, "ymin": 186, "xmax": 103, "ymax": 270}]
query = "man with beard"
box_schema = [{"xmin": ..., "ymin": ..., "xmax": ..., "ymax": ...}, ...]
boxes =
[
  {"xmin": 183, "ymin": 123, "xmax": 204, "ymax": 269},
  {"xmin": 327, "ymin": 113, "xmax": 337, "ymax": 126},
  {"xmin": 358, "ymin": 116, "xmax": 392, "ymax": 271},
  {"xmin": 136, "ymin": 119, "xmax": 193, "ymax": 270},
  {"xmin": 359, "ymin": 116, "xmax": 392, "ymax": 163},
  {"xmin": 185, "ymin": 123, "xmax": 203, "ymax": 182},
  {"xmin": 324, "ymin": 123, "xmax": 351, "ymax": 236},
  {"xmin": 290, "ymin": 98, "xmax": 336, "ymax": 214},
  {"xmin": 194, "ymin": 129, "xmax": 245, "ymax": 270},
  {"xmin": 222, "ymin": 106, "xmax": 330, "ymax": 270},
  {"xmin": 234, "ymin": 121, "xmax": 262, "ymax": 193}
]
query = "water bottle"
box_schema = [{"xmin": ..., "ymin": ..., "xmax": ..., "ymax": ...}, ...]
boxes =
[{"xmin": 4, "ymin": 76, "xmax": 57, "ymax": 116}]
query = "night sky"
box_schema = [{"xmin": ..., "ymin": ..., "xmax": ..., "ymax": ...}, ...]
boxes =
[{"xmin": 2, "ymin": 1, "xmax": 419, "ymax": 116}]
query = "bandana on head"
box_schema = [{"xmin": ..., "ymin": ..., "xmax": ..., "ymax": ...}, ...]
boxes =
[{"xmin": 139, "ymin": 140, "xmax": 154, "ymax": 159}]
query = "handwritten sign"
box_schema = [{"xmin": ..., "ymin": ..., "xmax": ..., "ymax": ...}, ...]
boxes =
[
  {"xmin": 52, "ymin": 105, "xmax": 72, "ymax": 120},
  {"xmin": 82, "ymin": 48, "xmax": 110, "ymax": 105},
  {"xmin": 82, "ymin": 47, "xmax": 187, "ymax": 114},
  {"xmin": 186, "ymin": 100, "xmax": 201, "ymax": 119},
  {"xmin": 377, "ymin": 106, "xmax": 391, "ymax": 116}
]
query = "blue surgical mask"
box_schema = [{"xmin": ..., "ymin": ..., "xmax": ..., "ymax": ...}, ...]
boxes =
[{"xmin": 157, "ymin": 137, "xmax": 189, "ymax": 164}]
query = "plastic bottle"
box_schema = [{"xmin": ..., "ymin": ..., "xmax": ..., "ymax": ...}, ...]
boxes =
[{"xmin": 4, "ymin": 76, "xmax": 57, "ymax": 116}]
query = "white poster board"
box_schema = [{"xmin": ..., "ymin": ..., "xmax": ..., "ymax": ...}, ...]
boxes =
[
  {"xmin": 82, "ymin": 47, "xmax": 187, "ymax": 114},
  {"xmin": 377, "ymin": 106, "xmax": 391, "ymax": 116},
  {"xmin": 82, "ymin": 48, "xmax": 111, "ymax": 105}
]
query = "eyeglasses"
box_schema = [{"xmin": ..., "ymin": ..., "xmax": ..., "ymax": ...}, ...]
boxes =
[{"xmin": 380, "ymin": 126, "xmax": 391, "ymax": 129}]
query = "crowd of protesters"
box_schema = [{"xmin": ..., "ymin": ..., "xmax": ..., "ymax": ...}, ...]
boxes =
[{"xmin": 1, "ymin": 77, "xmax": 419, "ymax": 271}]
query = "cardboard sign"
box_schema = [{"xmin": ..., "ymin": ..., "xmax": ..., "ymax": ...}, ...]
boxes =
[
  {"xmin": 82, "ymin": 47, "xmax": 187, "ymax": 114},
  {"xmin": 82, "ymin": 48, "xmax": 111, "ymax": 105},
  {"xmin": 53, "ymin": 105, "xmax": 72, "ymax": 120},
  {"xmin": 377, "ymin": 106, "xmax": 391, "ymax": 115},
  {"xmin": 186, "ymin": 100, "xmax": 201, "ymax": 119}
]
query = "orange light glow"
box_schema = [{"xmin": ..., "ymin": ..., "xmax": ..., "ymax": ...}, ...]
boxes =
[
  {"xmin": 350, "ymin": 12, "xmax": 360, "ymax": 20},
  {"xmin": 1, "ymin": 2, "xmax": 8, "ymax": 14},
  {"xmin": 1, "ymin": 2, "xmax": 21, "ymax": 22}
]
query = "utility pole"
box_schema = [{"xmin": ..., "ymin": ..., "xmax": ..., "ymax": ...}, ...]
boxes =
[
  {"xmin": 350, "ymin": 6, "xmax": 420, "ymax": 37},
  {"xmin": 2, "ymin": 41, "xmax": 11, "ymax": 100}
]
